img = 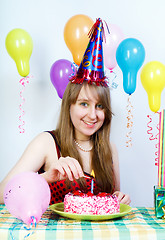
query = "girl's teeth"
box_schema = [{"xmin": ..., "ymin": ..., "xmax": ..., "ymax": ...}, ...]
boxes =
[{"xmin": 84, "ymin": 121, "xmax": 94, "ymax": 125}]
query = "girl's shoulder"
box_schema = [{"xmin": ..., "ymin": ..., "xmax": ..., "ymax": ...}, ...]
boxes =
[
  {"xmin": 27, "ymin": 131, "xmax": 59, "ymax": 159},
  {"xmin": 110, "ymin": 142, "xmax": 118, "ymax": 153},
  {"xmin": 32, "ymin": 131, "xmax": 57, "ymax": 146}
]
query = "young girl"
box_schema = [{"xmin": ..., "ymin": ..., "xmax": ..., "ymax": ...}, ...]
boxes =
[
  {"xmin": 0, "ymin": 18, "xmax": 130, "ymax": 205},
  {"xmin": 0, "ymin": 81, "xmax": 130, "ymax": 205}
]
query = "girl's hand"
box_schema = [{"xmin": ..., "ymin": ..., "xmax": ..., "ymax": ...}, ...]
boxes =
[
  {"xmin": 113, "ymin": 191, "xmax": 131, "ymax": 205},
  {"xmin": 42, "ymin": 156, "xmax": 84, "ymax": 183}
]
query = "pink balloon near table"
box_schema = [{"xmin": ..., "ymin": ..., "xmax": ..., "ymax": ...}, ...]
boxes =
[{"xmin": 4, "ymin": 171, "xmax": 51, "ymax": 225}]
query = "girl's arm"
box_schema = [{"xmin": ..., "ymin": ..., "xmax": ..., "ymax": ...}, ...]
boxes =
[
  {"xmin": 0, "ymin": 132, "xmax": 84, "ymax": 204},
  {"xmin": 0, "ymin": 132, "xmax": 49, "ymax": 203}
]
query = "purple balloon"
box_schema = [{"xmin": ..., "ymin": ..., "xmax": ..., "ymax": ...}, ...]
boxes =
[{"xmin": 50, "ymin": 59, "xmax": 76, "ymax": 98}]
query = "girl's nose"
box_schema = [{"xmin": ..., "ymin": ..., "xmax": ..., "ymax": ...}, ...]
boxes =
[{"xmin": 88, "ymin": 106, "xmax": 96, "ymax": 119}]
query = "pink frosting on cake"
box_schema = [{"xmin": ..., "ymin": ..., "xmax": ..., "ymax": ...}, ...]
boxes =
[{"xmin": 64, "ymin": 191, "xmax": 120, "ymax": 215}]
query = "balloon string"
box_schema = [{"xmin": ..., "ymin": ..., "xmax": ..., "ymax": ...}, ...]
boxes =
[
  {"xmin": 23, "ymin": 216, "xmax": 37, "ymax": 239},
  {"xmin": 109, "ymin": 70, "xmax": 118, "ymax": 89},
  {"xmin": 69, "ymin": 62, "xmax": 78, "ymax": 79},
  {"xmin": 72, "ymin": 62, "xmax": 79, "ymax": 70},
  {"xmin": 126, "ymin": 95, "xmax": 133, "ymax": 147},
  {"xmin": 10, "ymin": 216, "xmax": 36, "ymax": 240},
  {"xmin": 18, "ymin": 76, "xmax": 31, "ymax": 134},
  {"xmin": 10, "ymin": 222, "xmax": 21, "ymax": 240}
]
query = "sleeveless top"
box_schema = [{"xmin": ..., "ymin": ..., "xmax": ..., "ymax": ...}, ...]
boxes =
[{"xmin": 38, "ymin": 131, "xmax": 99, "ymax": 205}]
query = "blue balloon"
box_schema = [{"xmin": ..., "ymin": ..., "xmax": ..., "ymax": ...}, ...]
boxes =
[{"xmin": 116, "ymin": 38, "xmax": 145, "ymax": 95}]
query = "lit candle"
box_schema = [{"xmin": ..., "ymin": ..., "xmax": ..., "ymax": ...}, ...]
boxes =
[
  {"xmin": 91, "ymin": 179, "xmax": 94, "ymax": 194},
  {"xmin": 90, "ymin": 170, "xmax": 95, "ymax": 194}
]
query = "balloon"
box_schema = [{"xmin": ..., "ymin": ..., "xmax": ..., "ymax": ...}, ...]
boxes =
[
  {"xmin": 4, "ymin": 172, "xmax": 51, "ymax": 225},
  {"xmin": 116, "ymin": 38, "xmax": 145, "ymax": 95},
  {"xmin": 50, "ymin": 59, "xmax": 76, "ymax": 99},
  {"xmin": 64, "ymin": 14, "xmax": 94, "ymax": 65},
  {"xmin": 141, "ymin": 61, "xmax": 165, "ymax": 112},
  {"xmin": 6, "ymin": 28, "xmax": 33, "ymax": 77},
  {"xmin": 103, "ymin": 23, "xmax": 124, "ymax": 70}
]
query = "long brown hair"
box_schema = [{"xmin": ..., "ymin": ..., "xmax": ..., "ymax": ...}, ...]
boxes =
[{"xmin": 55, "ymin": 81, "xmax": 115, "ymax": 193}]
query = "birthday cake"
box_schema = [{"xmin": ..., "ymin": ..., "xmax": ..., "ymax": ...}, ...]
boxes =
[{"xmin": 64, "ymin": 191, "xmax": 120, "ymax": 215}]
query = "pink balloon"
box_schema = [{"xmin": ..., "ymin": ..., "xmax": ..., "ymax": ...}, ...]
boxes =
[
  {"xmin": 4, "ymin": 172, "xmax": 51, "ymax": 225},
  {"xmin": 50, "ymin": 59, "xmax": 76, "ymax": 99},
  {"xmin": 103, "ymin": 23, "xmax": 125, "ymax": 70}
]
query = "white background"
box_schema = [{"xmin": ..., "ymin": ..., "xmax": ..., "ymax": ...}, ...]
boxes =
[{"xmin": 0, "ymin": 0, "xmax": 164, "ymax": 207}]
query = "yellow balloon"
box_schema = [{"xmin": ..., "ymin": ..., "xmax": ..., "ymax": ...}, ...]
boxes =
[
  {"xmin": 140, "ymin": 61, "xmax": 165, "ymax": 112},
  {"xmin": 6, "ymin": 28, "xmax": 33, "ymax": 77},
  {"xmin": 64, "ymin": 14, "xmax": 94, "ymax": 65}
]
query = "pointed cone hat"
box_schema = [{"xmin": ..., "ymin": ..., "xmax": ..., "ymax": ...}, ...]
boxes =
[{"xmin": 70, "ymin": 18, "xmax": 108, "ymax": 87}]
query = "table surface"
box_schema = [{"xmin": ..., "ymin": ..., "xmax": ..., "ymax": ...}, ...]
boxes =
[{"xmin": 0, "ymin": 204, "xmax": 165, "ymax": 240}]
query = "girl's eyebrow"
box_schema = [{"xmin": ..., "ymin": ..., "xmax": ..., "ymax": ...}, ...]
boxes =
[{"xmin": 77, "ymin": 98, "xmax": 89, "ymax": 102}]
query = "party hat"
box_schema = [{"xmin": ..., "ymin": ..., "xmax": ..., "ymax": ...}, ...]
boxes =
[{"xmin": 70, "ymin": 18, "xmax": 108, "ymax": 87}]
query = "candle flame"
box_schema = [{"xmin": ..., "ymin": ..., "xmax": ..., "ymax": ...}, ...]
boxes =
[{"xmin": 91, "ymin": 170, "xmax": 95, "ymax": 178}]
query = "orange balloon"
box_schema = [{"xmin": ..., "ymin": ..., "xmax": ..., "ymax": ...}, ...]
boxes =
[{"xmin": 64, "ymin": 14, "xmax": 94, "ymax": 65}]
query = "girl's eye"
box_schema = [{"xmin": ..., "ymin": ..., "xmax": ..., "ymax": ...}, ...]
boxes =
[
  {"xmin": 96, "ymin": 104, "xmax": 103, "ymax": 109},
  {"xmin": 80, "ymin": 102, "xmax": 88, "ymax": 107}
]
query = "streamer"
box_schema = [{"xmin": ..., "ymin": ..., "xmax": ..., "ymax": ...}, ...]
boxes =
[
  {"xmin": 10, "ymin": 216, "xmax": 36, "ymax": 240},
  {"xmin": 147, "ymin": 112, "xmax": 160, "ymax": 166},
  {"xmin": 18, "ymin": 76, "xmax": 30, "ymax": 133},
  {"xmin": 126, "ymin": 95, "xmax": 133, "ymax": 147},
  {"xmin": 147, "ymin": 114, "xmax": 156, "ymax": 140},
  {"xmin": 71, "ymin": 62, "xmax": 78, "ymax": 75},
  {"xmin": 109, "ymin": 70, "xmax": 118, "ymax": 89}
]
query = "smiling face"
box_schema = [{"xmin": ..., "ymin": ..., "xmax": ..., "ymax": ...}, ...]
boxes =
[{"xmin": 70, "ymin": 84, "xmax": 105, "ymax": 140}]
